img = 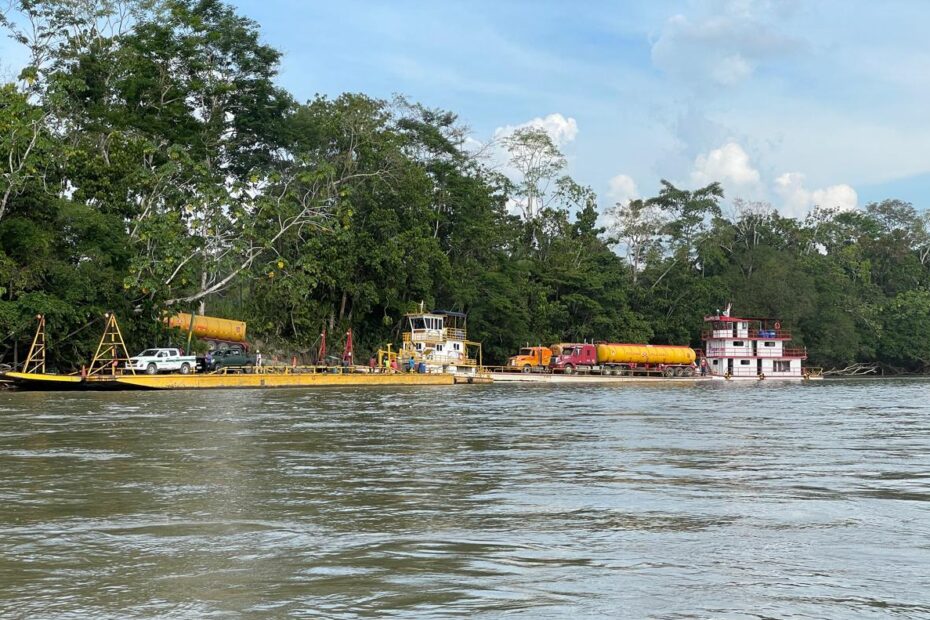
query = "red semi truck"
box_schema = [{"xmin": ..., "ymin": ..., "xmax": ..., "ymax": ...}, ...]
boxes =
[{"xmin": 549, "ymin": 342, "xmax": 698, "ymax": 376}]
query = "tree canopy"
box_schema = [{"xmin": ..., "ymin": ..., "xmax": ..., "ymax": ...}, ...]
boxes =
[{"xmin": 1, "ymin": 0, "xmax": 929, "ymax": 372}]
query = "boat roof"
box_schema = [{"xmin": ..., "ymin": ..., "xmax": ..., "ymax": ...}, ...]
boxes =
[
  {"xmin": 404, "ymin": 310, "xmax": 466, "ymax": 319},
  {"xmin": 433, "ymin": 309, "xmax": 466, "ymax": 318},
  {"xmin": 703, "ymin": 315, "xmax": 781, "ymax": 322}
]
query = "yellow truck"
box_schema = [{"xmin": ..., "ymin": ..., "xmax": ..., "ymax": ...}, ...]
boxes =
[{"xmin": 507, "ymin": 346, "xmax": 552, "ymax": 372}]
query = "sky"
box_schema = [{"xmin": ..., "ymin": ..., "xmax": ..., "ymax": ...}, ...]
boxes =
[{"xmin": 2, "ymin": 0, "xmax": 929, "ymax": 218}]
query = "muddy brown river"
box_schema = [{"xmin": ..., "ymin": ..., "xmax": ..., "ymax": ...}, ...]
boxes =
[{"xmin": 0, "ymin": 380, "xmax": 928, "ymax": 618}]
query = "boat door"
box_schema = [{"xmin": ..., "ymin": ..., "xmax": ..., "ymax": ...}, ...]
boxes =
[{"xmin": 727, "ymin": 359, "xmax": 734, "ymax": 376}]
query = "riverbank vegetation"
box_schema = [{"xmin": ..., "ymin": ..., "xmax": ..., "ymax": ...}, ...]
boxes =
[{"xmin": 2, "ymin": 0, "xmax": 930, "ymax": 371}]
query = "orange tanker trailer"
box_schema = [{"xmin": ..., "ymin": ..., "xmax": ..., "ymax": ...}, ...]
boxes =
[{"xmin": 166, "ymin": 313, "xmax": 248, "ymax": 347}]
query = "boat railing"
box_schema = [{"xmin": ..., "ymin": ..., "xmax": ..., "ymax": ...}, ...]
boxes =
[
  {"xmin": 444, "ymin": 328, "xmax": 466, "ymax": 341},
  {"xmin": 702, "ymin": 329, "xmax": 793, "ymax": 340},
  {"xmin": 704, "ymin": 347, "xmax": 807, "ymax": 358}
]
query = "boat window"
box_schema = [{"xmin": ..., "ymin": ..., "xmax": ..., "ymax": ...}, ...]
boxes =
[
  {"xmin": 453, "ymin": 343, "xmax": 460, "ymax": 350},
  {"xmin": 740, "ymin": 360, "xmax": 751, "ymax": 365},
  {"xmin": 436, "ymin": 344, "xmax": 444, "ymax": 352},
  {"xmin": 775, "ymin": 361, "xmax": 791, "ymax": 372},
  {"xmin": 411, "ymin": 318, "xmax": 425, "ymax": 330},
  {"xmin": 764, "ymin": 341, "xmax": 775, "ymax": 347},
  {"xmin": 712, "ymin": 359, "xmax": 719, "ymax": 365},
  {"xmin": 415, "ymin": 343, "xmax": 422, "ymax": 350},
  {"xmin": 733, "ymin": 341, "xmax": 744, "ymax": 347}
]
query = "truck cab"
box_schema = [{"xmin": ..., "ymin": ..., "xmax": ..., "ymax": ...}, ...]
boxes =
[
  {"xmin": 206, "ymin": 346, "xmax": 257, "ymax": 371},
  {"xmin": 550, "ymin": 343, "xmax": 597, "ymax": 373},
  {"xmin": 507, "ymin": 346, "xmax": 552, "ymax": 372}
]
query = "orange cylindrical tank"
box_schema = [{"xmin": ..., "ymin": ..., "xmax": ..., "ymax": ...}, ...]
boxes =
[
  {"xmin": 596, "ymin": 343, "xmax": 695, "ymax": 365},
  {"xmin": 167, "ymin": 313, "xmax": 247, "ymax": 342}
]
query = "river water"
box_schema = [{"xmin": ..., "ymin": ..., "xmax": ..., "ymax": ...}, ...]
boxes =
[{"xmin": 0, "ymin": 380, "xmax": 928, "ymax": 618}]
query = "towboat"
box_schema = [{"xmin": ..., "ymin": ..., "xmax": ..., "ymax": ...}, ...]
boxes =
[{"xmin": 702, "ymin": 305, "xmax": 822, "ymax": 380}]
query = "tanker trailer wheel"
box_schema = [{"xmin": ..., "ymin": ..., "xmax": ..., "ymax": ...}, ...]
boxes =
[
  {"xmin": 663, "ymin": 367, "xmax": 675, "ymax": 377},
  {"xmin": 146, "ymin": 363, "xmax": 157, "ymax": 375},
  {"xmin": 684, "ymin": 367, "xmax": 695, "ymax": 377},
  {"xmin": 522, "ymin": 364, "xmax": 532, "ymax": 374},
  {"xmin": 673, "ymin": 367, "xmax": 684, "ymax": 377}
]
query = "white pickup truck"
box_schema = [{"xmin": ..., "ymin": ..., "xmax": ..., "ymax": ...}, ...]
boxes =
[{"xmin": 127, "ymin": 348, "xmax": 197, "ymax": 374}]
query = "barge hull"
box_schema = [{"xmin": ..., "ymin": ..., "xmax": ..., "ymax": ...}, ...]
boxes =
[
  {"xmin": 1, "ymin": 371, "xmax": 456, "ymax": 391},
  {"xmin": 115, "ymin": 372, "xmax": 455, "ymax": 390}
]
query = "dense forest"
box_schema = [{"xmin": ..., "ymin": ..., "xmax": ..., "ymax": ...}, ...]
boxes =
[{"xmin": 2, "ymin": 0, "xmax": 930, "ymax": 371}]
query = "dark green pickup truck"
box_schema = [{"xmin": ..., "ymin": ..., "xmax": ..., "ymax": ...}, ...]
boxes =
[{"xmin": 204, "ymin": 346, "xmax": 256, "ymax": 371}]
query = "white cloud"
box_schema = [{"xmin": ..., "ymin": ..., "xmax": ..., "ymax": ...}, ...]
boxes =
[
  {"xmin": 774, "ymin": 172, "xmax": 858, "ymax": 218},
  {"xmin": 691, "ymin": 142, "xmax": 761, "ymax": 189},
  {"xmin": 650, "ymin": 6, "xmax": 802, "ymax": 88},
  {"xmin": 710, "ymin": 53, "xmax": 753, "ymax": 85},
  {"xmin": 607, "ymin": 174, "xmax": 639, "ymax": 205},
  {"xmin": 494, "ymin": 113, "xmax": 579, "ymax": 146}
]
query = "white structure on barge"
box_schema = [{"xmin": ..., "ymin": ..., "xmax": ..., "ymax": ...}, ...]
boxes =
[
  {"xmin": 702, "ymin": 306, "xmax": 808, "ymax": 380},
  {"xmin": 399, "ymin": 310, "xmax": 481, "ymax": 375}
]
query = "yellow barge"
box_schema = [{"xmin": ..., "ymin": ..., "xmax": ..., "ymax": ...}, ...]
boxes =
[
  {"xmin": 1, "ymin": 313, "xmax": 487, "ymax": 391},
  {"xmin": 2, "ymin": 369, "xmax": 457, "ymax": 390}
]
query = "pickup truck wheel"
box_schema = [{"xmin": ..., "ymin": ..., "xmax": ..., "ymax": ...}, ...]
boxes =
[
  {"xmin": 145, "ymin": 363, "xmax": 157, "ymax": 375},
  {"xmin": 179, "ymin": 363, "xmax": 191, "ymax": 375}
]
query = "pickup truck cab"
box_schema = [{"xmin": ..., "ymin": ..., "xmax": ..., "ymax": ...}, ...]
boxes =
[
  {"xmin": 207, "ymin": 346, "xmax": 256, "ymax": 371},
  {"xmin": 128, "ymin": 348, "xmax": 197, "ymax": 374}
]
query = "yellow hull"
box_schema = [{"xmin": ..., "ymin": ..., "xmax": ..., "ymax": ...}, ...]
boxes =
[
  {"xmin": 114, "ymin": 372, "xmax": 455, "ymax": 390},
  {"xmin": 1, "ymin": 370, "xmax": 459, "ymax": 390},
  {"xmin": 2, "ymin": 371, "xmax": 85, "ymax": 387}
]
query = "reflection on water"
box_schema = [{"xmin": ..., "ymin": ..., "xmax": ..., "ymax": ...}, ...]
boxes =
[{"xmin": 1, "ymin": 381, "xmax": 929, "ymax": 617}]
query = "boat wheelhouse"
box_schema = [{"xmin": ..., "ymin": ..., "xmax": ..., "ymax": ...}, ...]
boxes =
[
  {"xmin": 702, "ymin": 306, "xmax": 808, "ymax": 379},
  {"xmin": 400, "ymin": 310, "xmax": 481, "ymax": 375}
]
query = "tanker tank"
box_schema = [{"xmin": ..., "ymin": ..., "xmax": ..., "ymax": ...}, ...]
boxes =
[
  {"xmin": 596, "ymin": 343, "xmax": 695, "ymax": 366},
  {"xmin": 167, "ymin": 313, "xmax": 247, "ymax": 343}
]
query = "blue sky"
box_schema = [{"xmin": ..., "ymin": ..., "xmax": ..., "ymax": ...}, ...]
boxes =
[{"xmin": 3, "ymin": 0, "xmax": 929, "ymax": 217}]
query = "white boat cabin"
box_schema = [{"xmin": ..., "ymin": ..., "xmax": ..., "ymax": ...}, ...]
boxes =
[
  {"xmin": 702, "ymin": 307, "xmax": 807, "ymax": 379},
  {"xmin": 401, "ymin": 310, "xmax": 477, "ymax": 374}
]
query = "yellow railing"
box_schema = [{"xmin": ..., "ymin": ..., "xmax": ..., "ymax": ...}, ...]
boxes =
[{"xmin": 445, "ymin": 328, "xmax": 466, "ymax": 340}]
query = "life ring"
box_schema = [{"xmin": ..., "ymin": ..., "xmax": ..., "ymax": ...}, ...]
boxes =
[{"xmin": 774, "ymin": 322, "xmax": 781, "ymax": 330}]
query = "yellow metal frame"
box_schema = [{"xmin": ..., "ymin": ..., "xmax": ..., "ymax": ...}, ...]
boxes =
[
  {"xmin": 88, "ymin": 313, "xmax": 135, "ymax": 376},
  {"xmin": 23, "ymin": 314, "xmax": 46, "ymax": 374}
]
